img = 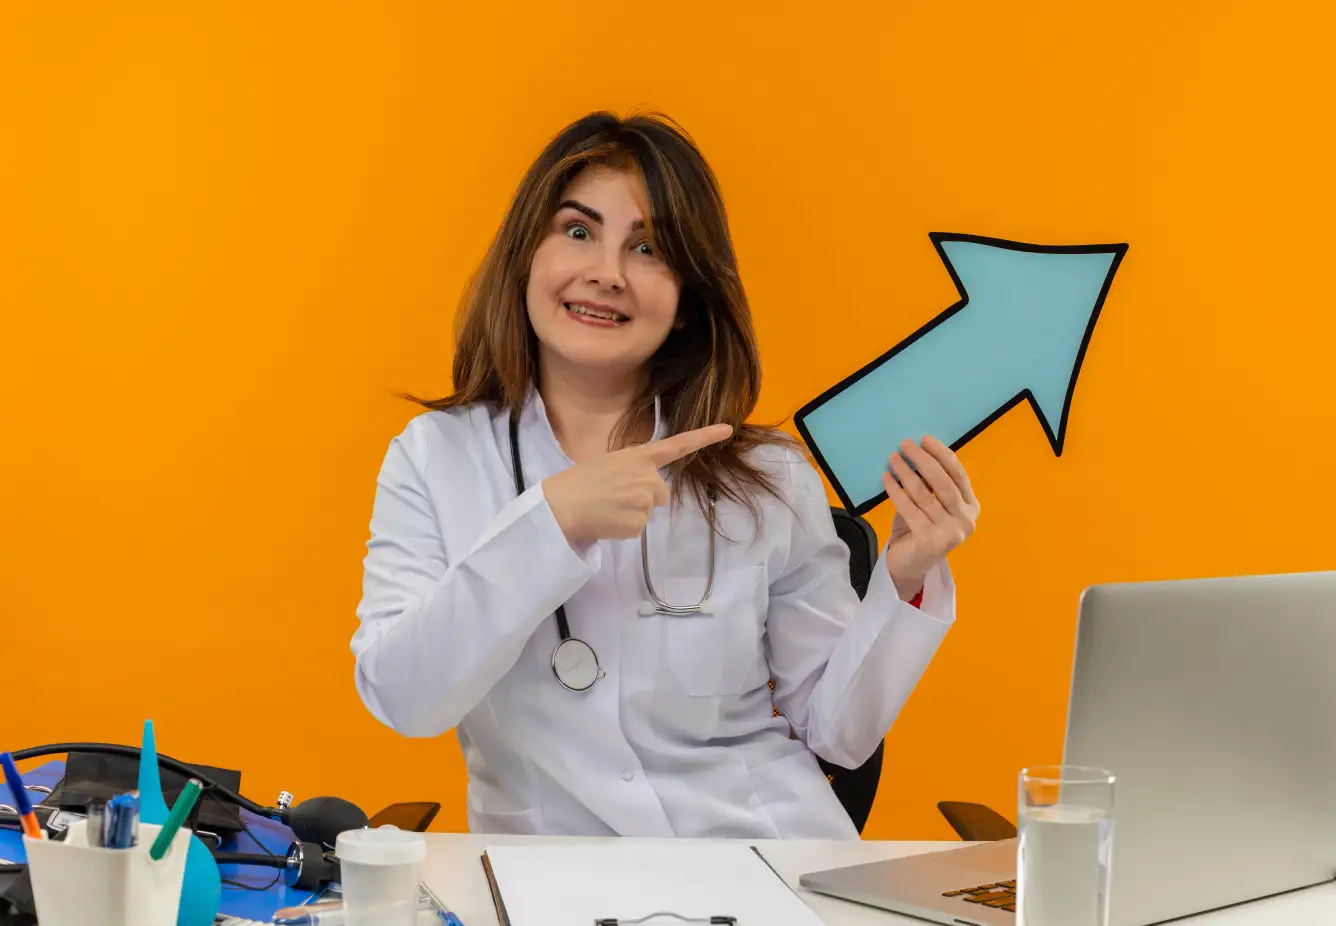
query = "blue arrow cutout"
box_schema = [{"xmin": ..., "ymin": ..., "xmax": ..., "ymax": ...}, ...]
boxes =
[{"xmin": 794, "ymin": 232, "xmax": 1128, "ymax": 516}]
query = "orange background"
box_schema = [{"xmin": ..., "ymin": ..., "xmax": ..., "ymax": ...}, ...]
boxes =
[{"xmin": 2, "ymin": 2, "xmax": 1333, "ymax": 841}]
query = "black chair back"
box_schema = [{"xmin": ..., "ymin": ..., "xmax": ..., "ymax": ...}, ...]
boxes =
[
  {"xmin": 830, "ymin": 507, "xmax": 879, "ymax": 599},
  {"xmin": 817, "ymin": 506, "xmax": 887, "ymax": 834}
]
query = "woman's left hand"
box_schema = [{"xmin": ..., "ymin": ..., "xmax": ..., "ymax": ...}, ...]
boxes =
[{"xmin": 881, "ymin": 435, "xmax": 980, "ymax": 601}]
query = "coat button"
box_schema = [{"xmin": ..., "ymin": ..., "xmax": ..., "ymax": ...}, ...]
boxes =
[{"xmin": 621, "ymin": 769, "xmax": 635, "ymax": 782}]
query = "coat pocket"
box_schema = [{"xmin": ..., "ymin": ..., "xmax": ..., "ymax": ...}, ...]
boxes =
[
  {"xmin": 660, "ymin": 565, "xmax": 769, "ymax": 697},
  {"xmin": 466, "ymin": 801, "xmax": 546, "ymax": 835}
]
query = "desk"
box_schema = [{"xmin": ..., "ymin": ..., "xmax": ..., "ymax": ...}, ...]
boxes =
[{"xmin": 418, "ymin": 834, "xmax": 1336, "ymax": 926}]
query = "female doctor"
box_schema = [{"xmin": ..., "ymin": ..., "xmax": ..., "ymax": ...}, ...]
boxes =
[{"xmin": 351, "ymin": 111, "xmax": 980, "ymax": 840}]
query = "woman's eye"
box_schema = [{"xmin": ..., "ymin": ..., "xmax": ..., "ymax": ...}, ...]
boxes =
[
  {"xmin": 634, "ymin": 241, "xmax": 655, "ymax": 257},
  {"xmin": 565, "ymin": 224, "xmax": 589, "ymax": 240}
]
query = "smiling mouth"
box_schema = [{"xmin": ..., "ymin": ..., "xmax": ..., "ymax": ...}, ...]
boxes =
[{"xmin": 564, "ymin": 302, "xmax": 629, "ymax": 323}]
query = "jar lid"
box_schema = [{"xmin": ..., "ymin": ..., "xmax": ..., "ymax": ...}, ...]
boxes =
[{"xmin": 335, "ymin": 826, "xmax": 427, "ymax": 865}]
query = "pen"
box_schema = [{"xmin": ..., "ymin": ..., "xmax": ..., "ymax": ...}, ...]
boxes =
[
  {"xmin": 106, "ymin": 792, "xmax": 140, "ymax": 849},
  {"xmin": 421, "ymin": 881, "xmax": 465, "ymax": 926},
  {"xmin": 150, "ymin": 777, "xmax": 202, "ymax": 861},
  {"xmin": 0, "ymin": 752, "xmax": 42, "ymax": 841},
  {"xmin": 87, "ymin": 798, "xmax": 107, "ymax": 847}
]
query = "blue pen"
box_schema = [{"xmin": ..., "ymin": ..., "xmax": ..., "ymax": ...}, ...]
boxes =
[
  {"xmin": 421, "ymin": 883, "xmax": 462, "ymax": 926},
  {"xmin": 419, "ymin": 881, "xmax": 462, "ymax": 924},
  {"xmin": 106, "ymin": 793, "xmax": 139, "ymax": 849}
]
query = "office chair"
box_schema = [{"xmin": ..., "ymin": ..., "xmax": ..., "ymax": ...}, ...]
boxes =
[
  {"xmin": 767, "ymin": 508, "xmax": 887, "ymax": 832},
  {"xmin": 814, "ymin": 507, "xmax": 887, "ymax": 834},
  {"xmin": 821, "ymin": 507, "xmax": 1017, "ymax": 842},
  {"xmin": 368, "ymin": 801, "xmax": 441, "ymax": 832},
  {"xmin": 936, "ymin": 800, "xmax": 1016, "ymax": 841}
]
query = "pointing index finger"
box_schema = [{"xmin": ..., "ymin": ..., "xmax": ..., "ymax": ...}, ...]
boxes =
[{"xmin": 643, "ymin": 423, "xmax": 735, "ymax": 466}]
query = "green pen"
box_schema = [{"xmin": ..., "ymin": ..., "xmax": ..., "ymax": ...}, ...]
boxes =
[{"xmin": 149, "ymin": 778, "xmax": 203, "ymax": 862}]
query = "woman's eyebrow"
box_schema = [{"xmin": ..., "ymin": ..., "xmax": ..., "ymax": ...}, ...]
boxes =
[{"xmin": 557, "ymin": 199, "xmax": 646, "ymax": 231}]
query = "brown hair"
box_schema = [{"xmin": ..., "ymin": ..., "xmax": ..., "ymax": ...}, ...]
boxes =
[{"xmin": 413, "ymin": 110, "xmax": 798, "ymax": 529}]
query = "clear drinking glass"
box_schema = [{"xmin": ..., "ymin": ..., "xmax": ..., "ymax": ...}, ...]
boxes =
[{"xmin": 1017, "ymin": 765, "xmax": 1115, "ymax": 926}]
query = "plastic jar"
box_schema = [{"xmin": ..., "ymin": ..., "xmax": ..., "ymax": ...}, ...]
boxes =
[{"xmin": 335, "ymin": 826, "xmax": 427, "ymax": 926}]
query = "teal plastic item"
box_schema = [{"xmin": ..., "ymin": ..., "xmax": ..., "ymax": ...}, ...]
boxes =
[{"xmin": 137, "ymin": 719, "xmax": 222, "ymax": 926}]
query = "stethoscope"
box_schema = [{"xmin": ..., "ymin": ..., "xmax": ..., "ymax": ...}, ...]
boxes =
[{"xmin": 508, "ymin": 413, "xmax": 717, "ymax": 692}]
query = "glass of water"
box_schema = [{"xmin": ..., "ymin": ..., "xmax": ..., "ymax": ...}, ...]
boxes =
[{"xmin": 1018, "ymin": 765, "xmax": 1115, "ymax": 926}]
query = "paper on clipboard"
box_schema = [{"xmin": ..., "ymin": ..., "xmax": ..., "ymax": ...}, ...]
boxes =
[{"xmin": 480, "ymin": 842, "xmax": 826, "ymax": 926}]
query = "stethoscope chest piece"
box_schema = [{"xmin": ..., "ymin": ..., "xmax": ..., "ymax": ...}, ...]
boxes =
[{"xmin": 552, "ymin": 637, "xmax": 604, "ymax": 692}]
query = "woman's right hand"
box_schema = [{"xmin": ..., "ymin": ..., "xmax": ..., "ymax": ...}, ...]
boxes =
[{"xmin": 543, "ymin": 424, "xmax": 734, "ymax": 547}]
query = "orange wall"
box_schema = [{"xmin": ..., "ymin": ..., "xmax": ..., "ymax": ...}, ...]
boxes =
[{"xmin": 2, "ymin": 2, "xmax": 1333, "ymax": 840}]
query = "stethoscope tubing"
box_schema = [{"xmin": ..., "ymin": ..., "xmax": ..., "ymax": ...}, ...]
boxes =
[{"xmin": 507, "ymin": 410, "xmax": 717, "ymax": 691}]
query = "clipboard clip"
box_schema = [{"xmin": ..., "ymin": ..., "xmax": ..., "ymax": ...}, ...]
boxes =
[{"xmin": 594, "ymin": 915, "xmax": 737, "ymax": 926}]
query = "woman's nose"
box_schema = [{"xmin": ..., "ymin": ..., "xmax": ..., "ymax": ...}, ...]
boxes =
[{"xmin": 583, "ymin": 244, "xmax": 626, "ymax": 291}]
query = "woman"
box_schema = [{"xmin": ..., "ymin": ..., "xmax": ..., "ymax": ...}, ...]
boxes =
[{"xmin": 351, "ymin": 111, "xmax": 980, "ymax": 840}]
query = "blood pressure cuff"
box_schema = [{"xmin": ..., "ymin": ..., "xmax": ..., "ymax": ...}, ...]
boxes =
[{"xmin": 43, "ymin": 751, "xmax": 245, "ymax": 835}]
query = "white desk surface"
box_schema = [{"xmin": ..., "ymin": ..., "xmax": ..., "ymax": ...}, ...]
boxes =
[{"xmin": 418, "ymin": 833, "xmax": 1336, "ymax": 926}]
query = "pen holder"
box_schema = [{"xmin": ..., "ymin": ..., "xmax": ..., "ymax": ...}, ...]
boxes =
[{"xmin": 24, "ymin": 820, "xmax": 191, "ymax": 926}]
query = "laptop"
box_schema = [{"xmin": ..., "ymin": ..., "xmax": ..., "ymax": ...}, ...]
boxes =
[{"xmin": 799, "ymin": 570, "xmax": 1336, "ymax": 926}]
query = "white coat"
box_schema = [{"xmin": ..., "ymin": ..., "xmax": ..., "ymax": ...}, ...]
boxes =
[{"xmin": 350, "ymin": 388, "xmax": 956, "ymax": 839}]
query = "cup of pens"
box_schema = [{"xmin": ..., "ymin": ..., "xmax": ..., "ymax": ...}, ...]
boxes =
[{"xmin": 22, "ymin": 773, "xmax": 204, "ymax": 926}]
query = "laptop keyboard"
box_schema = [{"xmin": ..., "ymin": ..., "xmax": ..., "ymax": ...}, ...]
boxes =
[{"xmin": 943, "ymin": 879, "xmax": 1016, "ymax": 913}]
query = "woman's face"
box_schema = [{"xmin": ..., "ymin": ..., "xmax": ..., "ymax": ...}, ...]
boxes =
[{"xmin": 526, "ymin": 165, "xmax": 682, "ymax": 381}]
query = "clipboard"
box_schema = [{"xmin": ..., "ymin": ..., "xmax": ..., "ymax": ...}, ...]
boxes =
[
  {"xmin": 480, "ymin": 850, "xmax": 511, "ymax": 926},
  {"xmin": 479, "ymin": 843, "xmax": 824, "ymax": 926}
]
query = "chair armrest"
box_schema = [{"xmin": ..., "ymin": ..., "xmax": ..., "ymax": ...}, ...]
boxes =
[
  {"xmin": 367, "ymin": 801, "xmax": 441, "ymax": 832},
  {"xmin": 936, "ymin": 801, "xmax": 1018, "ymax": 841}
]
